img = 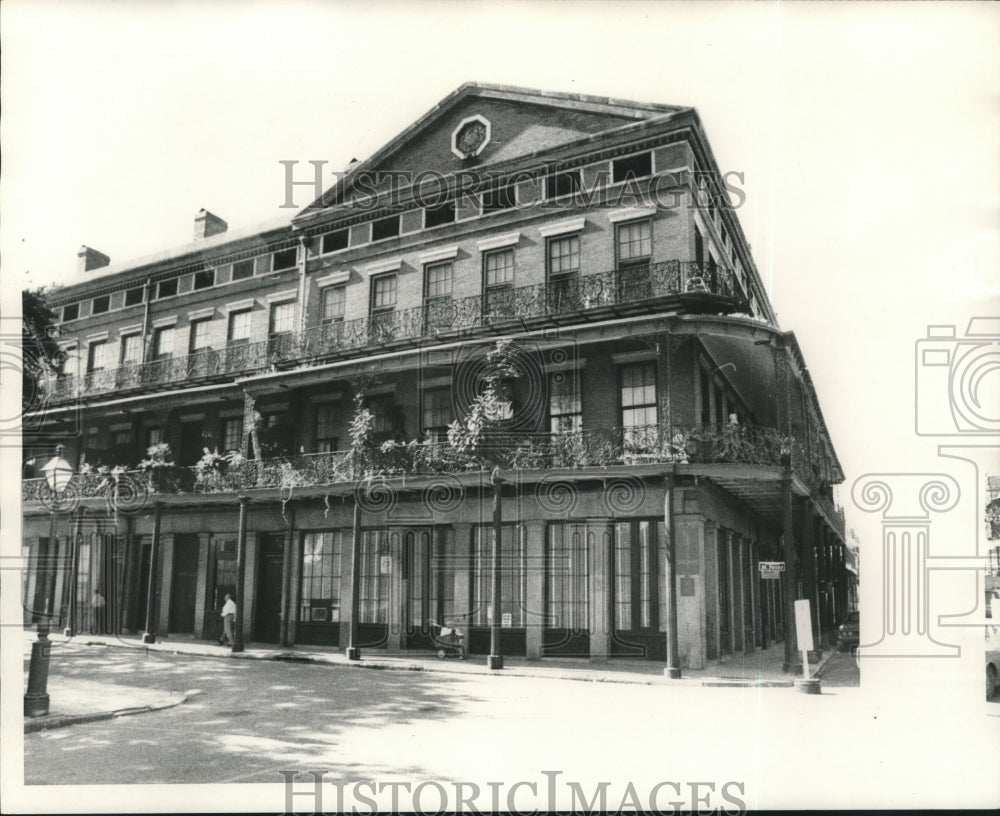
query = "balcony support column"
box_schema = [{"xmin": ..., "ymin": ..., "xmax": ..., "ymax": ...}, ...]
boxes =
[
  {"xmin": 345, "ymin": 499, "xmax": 362, "ymax": 660},
  {"xmin": 142, "ymin": 503, "xmax": 162, "ymax": 644},
  {"xmin": 231, "ymin": 497, "xmax": 249, "ymax": 653},
  {"xmin": 781, "ymin": 474, "xmax": 799, "ymax": 672},
  {"xmin": 279, "ymin": 505, "xmax": 294, "ymax": 648},
  {"xmin": 664, "ymin": 470, "xmax": 681, "ymax": 679}
]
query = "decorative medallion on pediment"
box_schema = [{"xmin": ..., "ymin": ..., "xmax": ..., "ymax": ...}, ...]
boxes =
[{"xmin": 451, "ymin": 114, "xmax": 491, "ymax": 160}]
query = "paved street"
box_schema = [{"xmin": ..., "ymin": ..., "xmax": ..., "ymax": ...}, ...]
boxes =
[{"xmin": 21, "ymin": 642, "xmax": 995, "ymax": 810}]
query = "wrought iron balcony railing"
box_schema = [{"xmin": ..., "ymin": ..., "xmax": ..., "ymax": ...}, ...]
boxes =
[
  {"xmin": 41, "ymin": 261, "xmax": 748, "ymax": 405},
  {"xmin": 22, "ymin": 422, "xmax": 844, "ymax": 536}
]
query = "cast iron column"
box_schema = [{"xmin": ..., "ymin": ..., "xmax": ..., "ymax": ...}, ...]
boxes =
[
  {"xmin": 142, "ymin": 503, "xmax": 162, "ymax": 644},
  {"xmin": 664, "ymin": 470, "xmax": 681, "ymax": 679},
  {"xmin": 781, "ymin": 473, "xmax": 799, "ymax": 671},
  {"xmin": 347, "ymin": 499, "xmax": 362, "ymax": 660},
  {"xmin": 23, "ymin": 619, "xmax": 51, "ymax": 717},
  {"xmin": 488, "ymin": 470, "xmax": 504, "ymax": 670},
  {"xmin": 232, "ymin": 496, "xmax": 249, "ymax": 653}
]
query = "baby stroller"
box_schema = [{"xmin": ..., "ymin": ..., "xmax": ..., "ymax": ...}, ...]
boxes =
[{"xmin": 428, "ymin": 619, "xmax": 466, "ymax": 660}]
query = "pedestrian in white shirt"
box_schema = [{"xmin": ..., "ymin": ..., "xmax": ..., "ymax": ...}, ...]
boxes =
[{"xmin": 219, "ymin": 594, "xmax": 237, "ymax": 646}]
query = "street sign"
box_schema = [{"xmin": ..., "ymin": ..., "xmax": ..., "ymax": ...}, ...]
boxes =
[{"xmin": 759, "ymin": 561, "xmax": 784, "ymax": 580}]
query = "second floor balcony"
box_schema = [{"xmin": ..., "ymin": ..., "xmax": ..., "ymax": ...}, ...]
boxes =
[{"xmin": 42, "ymin": 261, "xmax": 750, "ymax": 405}]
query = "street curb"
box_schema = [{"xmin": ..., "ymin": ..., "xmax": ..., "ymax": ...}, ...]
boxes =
[
  {"xmin": 24, "ymin": 693, "xmax": 189, "ymax": 733},
  {"xmin": 48, "ymin": 638, "xmax": 806, "ymax": 690}
]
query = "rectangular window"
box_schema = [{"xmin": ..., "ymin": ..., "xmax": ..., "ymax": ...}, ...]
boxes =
[
  {"xmin": 549, "ymin": 370, "xmax": 582, "ymax": 435},
  {"xmin": 222, "ymin": 417, "xmax": 243, "ymax": 452},
  {"xmin": 370, "ymin": 274, "xmax": 397, "ymax": 312},
  {"xmin": 62, "ymin": 303, "xmax": 79, "ymax": 322},
  {"xmin": 424, "ymin": 261, "xmax": 453, "ymax": 300},
  {"xmin": 358, "ymin": 530, "xmax": 391, "ymax": 623},
  {"xmin": 367, "ymin": 394, "xmax": 395, "ymax": 436},
  {"xmin": 546, "ymin": 523, "xmax": 590, "ymax": 629},
  {"xmin": 471, "ymin": 525, "xmax": 525, "ymax": 627},
  {"xmin": 272, "ymin": 248, "xmax": 298, "ymax": 271},
  {"xmin": 120, "ymin": 334, "xmax": 142, "ymax": 366},
  {"xmin": 547, "ymin": 235, "xmax": 581, "ymax": 277},
  {"xmin": 91, "ymin": 295, "xmax": 110, "ymax": 315},
  {"xmin": 424, "ymin": 202, "xmax": 456, "ymax": 229},
  {"xmin": 299, "ymin": 531, "xmax": 343, "ymax": 623},
  {"xmin": 484, "ymin": 248, "xmax": 514, "ymax": 288},
  {"xmin": 321, "ymin": 229, "xmax": 349, "ymax": 254},
  {"xmin": 146, "ymin": 427, "xmax": 163, "ymax": 447},
  {"xmin": 87, "ymin": 340, "xmax": 107, "ymax": 372},
  {"xmin": 113, "ymin": 428, "xmax": 132, "ymax": 447},
  {"xmin": 228, "ymin": 311, "xmax": 252, "ymax": 345},
  {"xmin": 315, "ymin": 404, "xmax": 338, "ymax": 452},
  {"xmin": 231, "ymin": 259, "xmax": 255, "ymax": 281},
  {"xmin": 190, "ymin": 319, "xmax": 211, "ymax": 352},
  {"xmin": 321, "ymin": 287, "xmax": 346, "ymax": 325},
  {"xmin": 193, "ymin": 269, "xmax": 215, "ymax": 290},
  {"xmin": 124, "ymin": 287, "xmax": 143, "ymax": 306},
  {"xmin": 269, "ymin": 301, "xmax": 295, "ymax": 336},
  {"xmin": 422, "ymin": 388, "xmax": 452, "ymax": 442},
  {"xmin": 616, "ymin": 220, "xmax": 652, "ymax": 265},
  {"xmin": 371, "ymin": 215, "xmax": 401, "ymax": 242},
  {"xmin": 614, "ymin": 520, "xmax": 661, "ymax": 631},
  {"xmin": 546, "ymin": 169, "xmax": 581, "ymax": 200},
  {"xmin": 156, "ymin": 278, "xmax": 178, "ymax": 299},
  {"xmin": 620, "ymin": 362, "xmax": 657, "ymax": 445},
  {"xmin": 612, "ymin": 151, "xmax": 652, "ymax": 183},
  {"xmin": 152, "ymin": 326, "xmax": 174, "ymax": 360}
]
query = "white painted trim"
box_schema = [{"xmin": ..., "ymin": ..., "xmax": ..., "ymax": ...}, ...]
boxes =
[
  {"xmin": 151, "ymin": 316, "xmax": 178, "ymax": 328},
  {"xmin": 418, "ymin": 246, "xmax": 459, "ymax": 264},
  {"xmin": 360, "ymin": 257, "xmax": 402, "ymax": 276},
  {"xmin": 180, "ymin": 413, "xmax": 206, "ymax": 421},
  {"xmin": 266, "ymin": 289, "xmax": 298, "ymax": 305},
  {"xmin": 188, "ymin": 307, "xmax": 216, "ymax": 321},
  {"xmin": 450, "ymin": 114, "xmax": 492, "ymax": 159},
  {"xmin": 110, "ymin": 421, "xmax": 132, "ymax": 431},
  {"xmin": 607, "ymin": 206, "xmax": 657, "ymax": 224},
  {"xmin": 118, "ymin": 323, "xmax": 143, "ymax": 336},
  {"xmin": 545, "ymin": 357, "xmax": 587, "ymax": 373},
  {"xmin": 538, "ymin": 217, "xmax": 586, "ymax": 238},
  {"xmin": 419, "ymin": 376, "xmax": 454, "ymax": 390},
  {"xmin": 611, "ymin": 350, "xmax": 656, "ymax": 364},
  {"xmin": 86, "ymin": 331, "xmax": 110, "ymax": 342},
  {"xmin": 257, "ymin": 401, "xmax": 290, "ymax": 412},
  {"xmin": 477, "ymin": 231, "xmax": 521, "ymax": 252},
  {"xmin": 364, "ymin": 384, "xmax": 396, "ymax": 397},
  {"xmin": 218, "ymin": 408, "xmax": 244, "ymax": 418},
  {"xmin": 316, "ymin": 271, "xmax": 351, "ymax": 288},
  {"xmin": 224, "ymin": 298, "xmax": 256, "ymax": 313}
]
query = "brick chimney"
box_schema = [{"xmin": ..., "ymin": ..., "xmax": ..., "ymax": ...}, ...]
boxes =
[
  {"xmin": 194, "ymin": 209, "xmax": 228, "ymax": 240},
  {"xmin": 77, "ymin": 245, "xmax": 111, "ymax": 273}
]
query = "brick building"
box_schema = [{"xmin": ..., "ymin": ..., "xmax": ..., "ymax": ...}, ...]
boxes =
[{"xmin": 22, "ymin": 83, "xmax": 849, "ymax": 668}]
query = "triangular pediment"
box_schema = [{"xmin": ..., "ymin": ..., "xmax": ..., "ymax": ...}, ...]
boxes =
[{"xmin": 299, "ymin": 83, "xmax": 686, "ymax": 214}]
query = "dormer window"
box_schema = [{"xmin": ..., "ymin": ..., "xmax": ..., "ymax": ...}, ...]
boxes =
[
  {"xmin": 91, "ymin": 296, "xmax": 110, "ymax": 315},
  {"xmin": 371, "ymin": 215, "xmax": 401, "ymax": 242}
]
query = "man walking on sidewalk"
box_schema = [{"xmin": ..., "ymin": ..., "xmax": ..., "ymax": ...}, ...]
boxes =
[{"xmin": 219, "ymin": 594, "xmax": 236, "ymax": 646}]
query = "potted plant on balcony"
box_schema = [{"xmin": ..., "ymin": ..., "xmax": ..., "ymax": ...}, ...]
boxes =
[
  {"xmin": 194, "ymin": 447, "xmax": 243, "ymax": 492},
  {"xmin": 138, "ymin": 442, "xmax": 184, "ymax": 492}
]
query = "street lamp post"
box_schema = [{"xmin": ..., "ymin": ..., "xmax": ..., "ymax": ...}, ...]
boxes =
[
  {"xmin": 487, "ymin": 468, "xmax": 504, "ymax": 671},
  {"xmin": 26, "ymin": 446, "xmax": 75, "ymax": 717},
  {"xmin": 231, "ymin": 496, "xmax": 249, "ymax": 653}
]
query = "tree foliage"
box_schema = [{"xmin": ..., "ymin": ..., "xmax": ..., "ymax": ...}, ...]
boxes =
[{"xmin": 21, "ymin": 288, "xmax": 63, "ymax": 414}]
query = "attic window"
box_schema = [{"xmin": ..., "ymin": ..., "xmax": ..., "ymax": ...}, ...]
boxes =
[
  {"xmin": 232, "ymin": 259, "xmax": 255, "ymax": 281},
  {"xmin": 546, "ymin": 169, "xmax": 581, "ymax": 200},
  {"xmin": 321, "ymin": 229, "xmax": 349, "ymax": 254},
  {"xmin": 273, "ymin": 248, "xmax": 298, "ymax": 271},
  {"xmin": 193, "ymin": 269, "xmax": 215, "ymax": 290},
  {"xmin": 156, "ymin": 278, "xmax": 178, "ymax": 299},
  {"xmin": 91, "ymin": 295, "xmax": 110, "ymax": 315},
  {"xmin": 483, "ymin": 181, "xmax": 516, "ymax": 212},
  {"xmin": 612, "ymin": 152, "xmax": 652, "ymax": 183},
  {"xmin": 124, "ymin": 287, "xmax": 143, "ymax": 306},
  {"xmin": 62, "ymin": 303, "xmax": 80, "ymax": 322},
  {"xmin": 372, "ymin": 215, "xmax": 401, "ymax": 242},
  {"xmin": 424, "ymin": 202, "xmax": 455, "ymax": 229}
]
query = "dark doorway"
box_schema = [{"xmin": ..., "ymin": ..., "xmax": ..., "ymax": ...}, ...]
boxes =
[
  {"xmin": 254, "ymin": 534, "xmax": 284, "ymax": 643},
  {"xmin": 403, "ymin": 528, "xmax": 435, "ymax": 650},
  {"xmin": 169, "ymin": 534, "xmax": 199, "ymax": 633},
  {"xmin": 179, "ymin": 420, "xmax": 205, "ymax": 466}
]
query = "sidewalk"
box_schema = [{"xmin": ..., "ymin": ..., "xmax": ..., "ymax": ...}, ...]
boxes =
[
  {"xmin": 30, "ymin": 629, "xmax": 835, "ymax": 689},
  {"xmin": 23, "ymin": 674, "xmax": 188, "ymax": 733}
]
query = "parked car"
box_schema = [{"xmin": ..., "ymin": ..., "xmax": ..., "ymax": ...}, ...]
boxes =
[
  {"xmin": 837, "ymin": 610, "xmax": 860, "ymax": 652},
  {"xmin": 986, "ymin": 626, "xmax": 1000, "ymax": 701}
]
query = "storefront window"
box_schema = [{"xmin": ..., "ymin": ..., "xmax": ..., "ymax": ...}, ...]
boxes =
[
  {"xmin": 471, "ymin": 525, "xmax": 525, "ymax": 627},
  {"xmin": 300, "ymin": 531, "xmax": 343, "ymax": 623},
  {"xmin": 545, "ymin": 523, "xmax": 589, "ymax": 630}
]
